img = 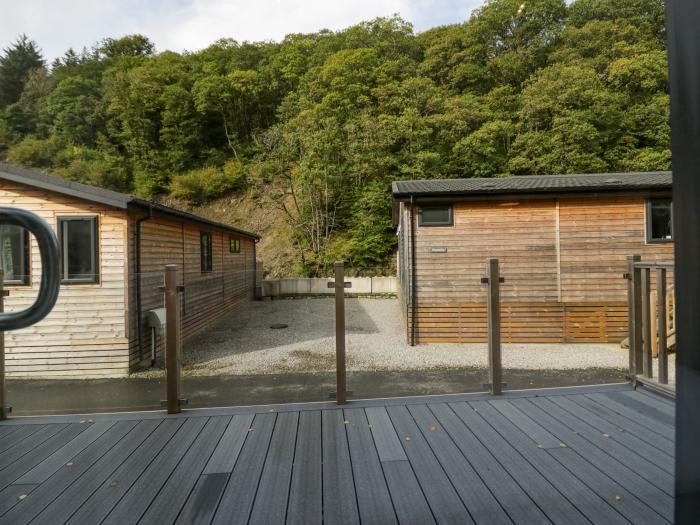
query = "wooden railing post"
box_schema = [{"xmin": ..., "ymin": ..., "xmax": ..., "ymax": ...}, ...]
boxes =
[
  {"xmin": 483, "ymin": 258, "xmax": 504, "ymax": 395},
  {"xmin": 0, "ymin": 270, "xmax": 9, "ymax": 420},
  {"xmin": 627, "ymin": 256, "xmax": 643, "ymax": 380},
  {"xmin": 641, "ymin": 268, "xmax": 653, "ymax": 378},
  {"xmin": 164, "ymin": 265, "xmax": 184, "ymax": 414},
  {"xmin": 335, "ymin": 261, "xmax": 347, "ymax": 405},
  {"xmin": 656, "ymin": 268, "xmax": 669, "ymax": 384}
]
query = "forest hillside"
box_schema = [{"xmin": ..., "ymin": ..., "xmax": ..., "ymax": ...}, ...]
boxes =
[{"xmin": 0, "ymin": 0, "xmax": 669, "ymax": 276}]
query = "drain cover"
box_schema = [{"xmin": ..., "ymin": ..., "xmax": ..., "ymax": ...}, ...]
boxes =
[{"xmin": 270, "ymin": 323, "xmax": 288, "ymax": 329}]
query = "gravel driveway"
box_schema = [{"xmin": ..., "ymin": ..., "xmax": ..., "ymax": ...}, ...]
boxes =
[{"xmin": 175, "ymin": 298, "xmax": 641, "ymax": 377}]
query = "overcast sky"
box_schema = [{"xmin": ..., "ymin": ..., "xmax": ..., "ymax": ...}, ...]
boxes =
[{"xmin": 1, "ymin": 0, "xmax": 484, "ymax": 62}]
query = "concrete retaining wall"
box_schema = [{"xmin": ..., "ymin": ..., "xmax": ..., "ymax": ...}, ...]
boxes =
[{"xmin": 262, "ymin": 276, "xmax": 398, "ymax": 297}]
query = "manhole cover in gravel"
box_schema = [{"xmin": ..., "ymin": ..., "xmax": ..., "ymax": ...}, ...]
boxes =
[{"xmin": 270, "ymin": 324, "xmax": 288, "ymax": 329}]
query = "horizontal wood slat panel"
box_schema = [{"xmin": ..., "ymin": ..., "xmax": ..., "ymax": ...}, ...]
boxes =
[{"xmin": 409, "ymin": 302, "xmax": 628, "ymax": 344}]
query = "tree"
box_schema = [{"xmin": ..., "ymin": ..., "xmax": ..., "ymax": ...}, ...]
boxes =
[
  {"xmin": 0, "ymin": 35, "xmax": 44, "ymax": 109},
  {"xmin": 99, "ymin": 35, "xmax": 155, "ymax": 58}
]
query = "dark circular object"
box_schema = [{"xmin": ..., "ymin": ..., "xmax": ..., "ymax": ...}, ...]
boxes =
[{"xmin": 270, "ymin": 323, "xmax": 288, "ymax": 329}]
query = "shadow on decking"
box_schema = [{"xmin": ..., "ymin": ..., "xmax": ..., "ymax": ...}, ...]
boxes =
[{"xmin": 0, "ymin": 383, "xmax": 674, "ymax": 524}]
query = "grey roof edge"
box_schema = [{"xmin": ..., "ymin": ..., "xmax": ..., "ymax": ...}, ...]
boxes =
[
  {"xmin": 392, "ymin": 172, "xmax": 673, "ymax": 200},
  {"xmin": 0, "ymin": 162, "xmax": 260, "ymax": 240}
]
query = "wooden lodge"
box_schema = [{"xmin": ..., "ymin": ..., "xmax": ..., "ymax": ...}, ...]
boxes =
[
  {"xmin": 393, "ymin": 172, "xmax": 674, "ymax": 344},
  {"xmin": 0, "ymin": 163, "xmax": 259, "ymax": 378}
]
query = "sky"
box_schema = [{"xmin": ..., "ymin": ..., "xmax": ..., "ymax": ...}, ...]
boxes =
[{"xmin": 1, "ymin": 0, "xmax": 484, "ymax": 62}]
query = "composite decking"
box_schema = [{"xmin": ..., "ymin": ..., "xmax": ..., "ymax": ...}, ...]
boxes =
[{"xmin": 0, "ymin": 384, "xmax": 674, "ymax": 524}]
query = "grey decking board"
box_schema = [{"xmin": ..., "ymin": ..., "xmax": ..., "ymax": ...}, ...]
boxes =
[
  {"xmin": 381, "ymin": 460, "xmax": 436, "ymax": 525},
  {"xmin": 365, "ymin": 407, "xmax": 407, "ymax": 462},
  {"xmin": 568, "ymin": 395, "xmax": 674, "ymax": 452},
  {"xmin": 387, "ymin": 405, "xmax": 475, "ymax": 524},
  {"xmin": 320, "ymin": 409, "xmax": 361, "ymax": 525},
  {"xmin": 548, "ymin": 395, "xmax": 673, "ymax": 474},
  {"xmin": 138, "ymin": 416, "xmax": 230, "ymax": 525},
  {"xmin": 450, "ymin": 401, "xmax": 589, "ymax": 525},
  {"xmin": 0, "ymin": 425, "xmax": 48, "ymax": 454},
  {"xmin": 516, "ymin": 398, "xmax": 674, "ymax": 518},
  {"xmin": 0, "ymin": 484, "xmax": 36, "ymax": 517},
  {"xmin": 211, "ymin": 412, "xmax": 277, "ymax": 525},
  {"xmin": 0, "ymin": 420, "xmax": 138, "ymax": 525},
  {"xmin": 14, "ymin": 421, "xmax": 114, "ymax": 484},
  {"xmin": 605, "ymin": 392, "xmax": 675, "ymax": 426},
  {"xmin": 25, "ymin": 421, "xmax": 164, "ymax": 524},
  {"xmin": 586, "ymin": 394, "xmax": 674, "ymax": 440},
  {"xmin": 202, "ymin": 413, "xmax": 254, "ymax": 475},
  {"xmin": 100, "ymin": 418, "xmax": 208, "ymax": 525},
  {"xmin": 468, "ymin": 400, "xmax": 630, "ymax": 525},
  {"xmin": 617, "ymin": 391, "xmax": 675, "ymax": 418},
  {"xmin": 0, "ymin": 425, "xmax": 65, "ymax": 470},
  {"xmin": 343, "ymin": 408, "xmax": 397, "ymax": 525},
  {"xmin": 175, "ymin": 473, "xmax": 229, "ymax": 525},
  {"xmin": 547, "ymin": 448, "xmax": 669, "ymax": 525},
  {"xmin": 286, "ymin": 411, "xmax": 323, "ymax": 525},
  {"xmin": 249, "ymin": 412, "xmax": 300, "ymax": 525},
  {"xmin": 489, "ymin": 400, "xmax": 562, "ymax": 449},
  {"xmin": 636, "ymin": 388, "xmax": 675, "ymax": 407},
  {"xmin": 429, "ymin": 403, "xmax": 550, "ymax": 525},
  {"xmin": 0, "ymin": 386, "xmax": 676, "ymax": 525},
  {"xmin": 0, "ymin": 423, "xmax": 87, "ymax": 491},
  {"xmin": 408, "ymin": 404, "xmax": 513, "ymax": 525}
]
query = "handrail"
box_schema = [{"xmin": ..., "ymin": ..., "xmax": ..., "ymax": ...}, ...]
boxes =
[
  {"xmin": 0, "ymin": 208, "xmax": 61, "ymax": 331},
  {"xmin": 625, "ymin": 255, "xmax": 675, "ymax": 392}
]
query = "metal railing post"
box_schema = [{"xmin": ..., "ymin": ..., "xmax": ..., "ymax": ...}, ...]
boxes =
[
  {"xmin": 0, "ymin": 271, "xmax": 9, "ymax": 420},
  {"xmin": 164, "ymin": 265, "xmax": 184, "ymax": 414},
  {"xmin": 335, "ymin": 261, "xmax": 347, "ymax": 405},
  {"xmin": 656, "ymin": 268, "xmax": 669, "ymax": 384},
  {"xmin": 641, "ymin": 268, "xmax": 653, "ymax": 379},
  {"xmin": 483, "ymin": 258, "xmax": 504, "ymax": 395}
]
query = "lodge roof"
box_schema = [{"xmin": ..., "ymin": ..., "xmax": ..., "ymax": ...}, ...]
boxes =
[
  {"xmin": 392, "ymin": 171, "xmax": 672, "ymax": 200},
  {"xmin": 0, "ymin": 162, "xmax": 260, "ymax": 240}
]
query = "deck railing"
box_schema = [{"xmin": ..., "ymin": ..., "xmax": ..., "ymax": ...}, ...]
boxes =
[{"xmin": 626, "ymin": 256, "xmax": 675, "ymax": 396}]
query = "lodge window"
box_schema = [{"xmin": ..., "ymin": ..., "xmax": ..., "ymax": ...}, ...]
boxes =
[
  {"xmin": 58, "ymin": 216, "xmax": 99, "ymax": 284},
  {"xmin": 418, "ymin": 205, "xmax": 453, "ymax": 227},
  {"xmin": 647, "ymin": 198, "xmax": 673, "ymax": 243},
  {"xmin": 0, "ymin": 225, "xmax": 30, "ymax": 285},
  {"xmin": 201, "ymin": 231, "xmax": 213, "ymax": 272},
  {"xmin": 229, "ymin": 236, "xmax": 241, "ymax": 253}
]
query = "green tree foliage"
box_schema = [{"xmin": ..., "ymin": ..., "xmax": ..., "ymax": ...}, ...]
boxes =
[
  {"xmin": 0, "ymin": 1, "xmax": 671, "ymax": 274},
  {"xmin": 0, "ymin": 35, "xmax": 44, "ymax": 109}
]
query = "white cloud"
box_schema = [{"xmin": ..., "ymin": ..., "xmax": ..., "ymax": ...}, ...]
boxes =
[{"xmin": 1, "ymin": 0, "xmax": 481, "ymax": 61}]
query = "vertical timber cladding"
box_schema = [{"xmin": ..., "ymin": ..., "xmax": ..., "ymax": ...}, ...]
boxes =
[
  {"xmin": 0, "ymin": 180, "xmax": 130, "ymax": 378},
  {"xmin": 128, "ymin": 216, "xmax": 255, "ymax": 367},
  {"xmin": 410, "ymin": 195, "xmax": 674, "ymax": 344}
]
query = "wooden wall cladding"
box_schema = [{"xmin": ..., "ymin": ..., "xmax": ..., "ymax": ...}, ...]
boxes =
[
  {"xmin": 409, "ymin": 302, "xmax": 629, "ymax": 344},
  {"xmin": 0, "ymin": 180, "xmax": 130, "ymax": 377},
  {"xmin": 404, "ymin": 194, "xmax": 674, "ymax": 344}
]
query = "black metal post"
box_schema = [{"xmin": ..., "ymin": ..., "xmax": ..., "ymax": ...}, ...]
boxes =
[{"xmin": 667, "ymin": 0, "xmax": 700, "ymax": 520}]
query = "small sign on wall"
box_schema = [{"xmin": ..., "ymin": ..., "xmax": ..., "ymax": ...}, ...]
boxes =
[{"xmin": 430, "ymin": 247, "xmax": 448, "ymax": 253}]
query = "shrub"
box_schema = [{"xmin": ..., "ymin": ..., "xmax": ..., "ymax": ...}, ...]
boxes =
[
  {"xmin": 6, "ymin": 136, "xmax": 63, "ymax": 168},
  {"xmin": 169, "ymin": 160, "xmax": 247, "ymax": 204}
]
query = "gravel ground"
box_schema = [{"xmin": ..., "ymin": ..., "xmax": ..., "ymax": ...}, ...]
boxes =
[{"xmin": 166, "ymin": 297, "xmax": 638, "ymax": 377}]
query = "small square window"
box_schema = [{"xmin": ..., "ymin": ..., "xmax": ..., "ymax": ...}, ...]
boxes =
[
  {"xmin": 0, "ymin": 225, "xmax": 30, "ymax": 285},
  {"xmin": 58, "ymin": 216, "xmax": 99, "ymax": 284},
  {"xmin": 229, "ymin": 236, "xmax": 241, "ymax": 253},
  {"xmin": 647, "ymin": 198, "xmax": 673, "ymax": 243},
  {"xmin": 201, "ymin": 232, "xmax": 213, "ymax": 272},
  {"xmin": 419, "ymin": 205, "xmax": 453, "ymax": 227}
]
